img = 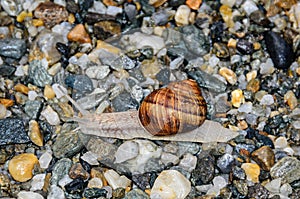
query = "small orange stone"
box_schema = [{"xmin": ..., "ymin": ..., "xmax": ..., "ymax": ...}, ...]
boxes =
[
  {"xmin": 0, "ymin": 99, "xmax": 14, "ymax": 107},
  {"xmin": 14, "ymin": 83, "xmax": 29, "ymax": 95},
  {"xmin": 103, "ymin": 0, "xmax": 118, "ymax": 6},
  {"xmin": 67, "ymin": 24, "xmax": 91, "ymax": 43},
  {"xmin": 186, "ymin": 0, "xmax": 202, "ymax": 10}
]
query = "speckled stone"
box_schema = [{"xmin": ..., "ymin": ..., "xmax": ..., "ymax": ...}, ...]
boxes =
[
  {"xmin": 270, "ymin": 156, "xmax": 300, "ymax": 183},
  {"xmin": 52, "ymin": 123, "xmax": 84, "ymax": 158},
  {"xmin": 192, "ymin": 151, "xmax": 215, "ymax": 184},
  {"xmin": 0, "ymin": 38, "xmax": 26, "ymax": 59},
  {"xmin": 124, "ymin": 188, "xmax": 150, "ymax": 199},
  {"xmin": 28, "ymin": 60, "xmax": 53, "ymax": 88},
  {"xmin": 0, "ymin": 118, "xmax": 29, "ymax": 145},
  {"xmin": 69, "ymin": 162, "xmax": 90, "ymax": 180},
  {"xmin": 51, "ymin": 158, "xmax": 73, "ymax": 185}
]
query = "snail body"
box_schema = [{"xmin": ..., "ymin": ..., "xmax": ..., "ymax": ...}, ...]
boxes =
[{"xmin": 138, "ymin": 79, "xmax": 207, "ymax": 136}]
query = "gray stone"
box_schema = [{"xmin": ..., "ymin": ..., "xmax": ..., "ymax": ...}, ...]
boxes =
[
  {"xmin": 52, "ymin": 123, "xmax": 84, "ymax": 158},
  {"xmin": 270, "ymin": 156, "xmax": 300, "ymax": 183},
  {"xmin": 124, "ymin": 189, "xmax": 150, "ymax": 199},
  {"xmin": 51, "ymin": 158, "xmax": 72, "ymax": 185},
  {"xmin": 217, "ymin": 153, "xmax": 235, "ymax": 173},
  {"xmin": 29, "ymin": 60, "xmax": 53, "ymax": 87},
  {"xmin": 0, "ymin": 118, "xmax": 29, "ymax": 145},
  {"xmin": 24, "ymin": 100, "xmax": 43, "ymax": 119},
  {"xmin": 0, "ymin": 38, "xmax": 26, "ymax": 59}
]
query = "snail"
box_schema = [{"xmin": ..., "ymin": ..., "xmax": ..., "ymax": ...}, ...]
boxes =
[
  {"xmin": 58, "ymin": 79, "xmax": 237, "ymax": 143},
  {"xmin": 138, "ymin": 79, "xmax": 207, "ymax": 136}
]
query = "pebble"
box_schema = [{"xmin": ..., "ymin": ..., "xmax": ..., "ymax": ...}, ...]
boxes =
[
  {"xmin": 174, "ymin": 5, "xmax": 191, "ymax": 26},
  {"xmin": 64, "ymin": 178, "xmax": 85, "ymax": 194},
  {"xmin": 192, "ymin": 152, "xmax": 215, "ymax": 184},
  {"xmin": 8, "ymin": 153, "xmax": 39, "ymax": 182},
  {"xmin": 34, "ymin": 1, "xmax": 68, "ymax": 28},
  {"xmin": 178, "ymin": 153, "xmax": 197, "ymax": 172},
  {"xmin": 150, "ymin": 170, "xmax": 191, "ymax": 199},
  {"xmin": 88, "ymin": 177, "xmax": 103, "ymax": 189},
  {"xmin": 30, "ymin": 173, "xmax": 46, "ymax": 191},
  {"xmin": 83, "ymin": 187, "xmax": 108, "ymax": 198},
  {"xmin": 248, "ymin": 183, "xmax": 269, "ymax": 199},
  {"xmin": 260, "ymin": 94, "xmax": 275, "ymax": 106},
  {"xmin": 260, "ymin": 58, "xmax": 275, "ymax": 75},
  {"xmin": 41, "ymin": 105, "xmax": 60, "ymax": 126},
  {"xmin": 0, "ymin": 38, "xmax": 26, "ymax": 59},
  {"xmin": 52, "ymin": 123, "xmax": 84, "ymax": 158},
  {"xmin": 69, "ymin": 162, "xmax": 90, "ymax": 180},
  {"xmin": 124, "ymin": 188, "xmax": 150, "ymax": 199},
  {"xmin": 264, "ymin": 31, "xmax": 295, "ymax": 69},
  {"xmin": 284, "ymin": 90, "xmax": 297, "ymax": 110},
  {"xmin": 85, "ymin": 65, "xmax": 110, "ymax": 80},
  {"xmin": 219, "ymin": 5, "xmax": 234, "ymax": 28},
  {"xmin": 81, "ymin": 151, "xmax": 99, "ymax": 166},
  {"xmin": 114, "ymin": 140, "xmax": 139, "ymax": 164},
  {"xmin": 231, "ymin": 89, "xmax": 245, "ymax": 108},
  {"xmin": 14, "ymin": 83, "xmax": 29, "ymax": 95},
  {"xmin": 87, "ymin": 137, "xmax": 117, "ymax": 163},
  {"xmin": 186, "ymin": 0, "xmax": 202, "ymax": 10},
  {"xmin": 161, "ymin": 152, "xmax": 180, "ymax": 166},
  {"xmin": 47, "ymin": 185, "xmax": 65, "ymax": 199},
  {"xmin": 44, "ymin": 84, "xmax": 56, "ymax": 99},
  {"xmin": 0, "ymin": 104, "xmax": 7, "ymax": 119},
  {"xmin": 28, "ymin": 60, "xmax": 53, "ymax": 88},
  {"xmin": 270, "ymin": 156, "xmax": 300, "ymax": 183},
  {"xmin": 67, "ymin": 24, "xmax": 92, "ymax": 43},
  {"xmin": 94, "ymin": 21, "xmax": 121, "ymax": 40},
  {"xmin": 0, "ymin": 118, "xmax": 29, "ymax": 145},
  {"xmin": 104, "ymin": 169, "xmax": 131, "ymax": 189},
  {"xmin": 65, "ymin": 74, "xmax": 94, "ymax": 95},
  {"xmin": 38, "ymin": 151, "xmax": 53, "ymax": 169},
  {"xmin": 51, "ymin": 158, "xmax": 72, "ymax": 185},
  {"xmin": 17, "ymin": 191, "xmax": 44, "ymax": 199},
  {"xmin": 246, "ymin": 78, "xmax": 260, "ymax": 93},
  {"xmin": 219, "ymin": 67, "xmax": 237, "ymax": 85},
  {"xmin": 24, "ymin": 100, "xmax": 42, "ymax": 119},
  {"xmin": 28, "ymin": 120, "xmax": 43, "ymax": 147},
  {"xmin": 0, "ymin": 64, "xmax": 16, "ymax": 77},
  {"xmin": 251, "ymin": 146, "xmax": 275, "ymax": 171},
  {"xmin": 264, "ymin": 178, "xmax": 281, "ymax": 194},
  {"xmin": 241, "ymin": 163, "xmax": 260, "ymax": 183},
  {"xmin": 242, "ymin": 0, "xmax": 259, "ymax": 16},
  {"xmin": 217, "ymin": 153, "xmax": 235, "ymax": 173}
]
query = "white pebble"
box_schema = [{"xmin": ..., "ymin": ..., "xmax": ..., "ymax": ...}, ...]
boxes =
[
  {"xmin": 58, "ymin": 174, "xmax": 73, "ymax": 188},
  {"xmin": 196, "ymin": 184, "xmax": 213, "ymax": 193},
  {"xmin": 151, "ymin": 170, "xmax": 191, "ymax": 199},
  {"xmin": 81, "ymin": 151, "xmax": 99, "ymax": 166},
  {"xmin": 213, "ymin": 176, "xmax": 227, "ymax": 189},
  {"xmin": 0, "ymin": 104, "xmax": 7, "ymax": 119},
  {"xmin": 88, "ymin": 177, "xmax": 103, "ymax": 189},
  {"xmin": 53, "ymin": 0, "xmax": 66, "ymax": 6},
  {"xmin": 260, "ymin": 58, "xmax": 275, "ymax": 75},
  {"xmin": 260, "ymin": 94, "xmax": 274, "ymax": 106},
  {"xmin": 88, "ymin": 0, "xmax": 106, "ymax": 14},
  {"xmin": 209, "ymin": 55, "xmax": 220, "ymax": 67},
  {"xmin": 28, "ymin": 90, "xmax": 38, "ymax": 101},
  {"xmin": 274, "ymin": 137, "xmax": 288, "ymax": 149},
  {"xmin": 175, "ymin": 5, "xmax": 191, "ymax": 26},
  {"xmin": 114, "ymin": 140, "xmax": 139, "ymax": 164},
  {"xmin": 47, "ymin": 185, "xmax": 65, "ymax": 199},
  {"xmin": 52, "ymin": 84, "xmax": 67, "ymax": 99},
  {"xmin": 30, "ymin": 174, "xmax": 46, "ymax": 191},
  {"xmin": 280, "ymin": 183, "xmax": 293, "ymax": 196},
  {"xmin": 221, "ymin": 0, "xmax": 236, "ymax": 7},
  {"xmin": 41, "ymin": 105, "xmax": 60, "ymax": 125},
  {"xmin": 178, "ymin": 153, "xmax": 197, "ymax": 172},
  {"xmin": 39, "ymin": 151, "xmax": 53, "ymax": 169},
  {"xmin": 160, "ymin": 152, "xmax": 180, "ymax": 166},
  {"xmin": 292, "ymin": 120, "xmax": 300, "ymax": 129},
  {"xmin": 242, "ymin": 0, "xmax": 258, "ymax": 16},
  {"xmin": 170, "ymin": 57, "xmax": 184, "ymax": 70},
  {"xmin": 17, "ymin": 191, "xmax": 44, "ymax": 199},
  {"xmin": 264, "ymin": 178, "xmax": 281, "ymax": 193},
  {"xmin": 106, "ymin": 6, "xmax": 123, "ymax": 16},
  {"xmin": 104, "ymin": 169, "xmax": 131, "ymax": 189},
  {"xmin": 238, "ymin": 102, "xmax": 253, "ymax": 113},
  {"xmin": 206, "ymin": 186, "xmax": 221, "ymax": 197}
]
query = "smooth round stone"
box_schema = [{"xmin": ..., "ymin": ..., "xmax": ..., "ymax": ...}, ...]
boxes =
[
  {"xmin": 44, "ymin": 84, "xmax": 56, "ymax": 99},
  {"xmin": 175, "ymin": 5, "xmax": 191, "ymax": 26},
  {"xmin": 219, "ymin": 67, "xmax": 237, "ymax": 85},
  {"xmin": 275, "ymin": 137, "xmax": 288, "ymax": 149},
  {"xmin": 284, "ymin": 90, "xmax": 297, "ymax": 110},
  {"xmin": 151, "ymin": 170, "xmax": 191, "ymax": 199},
  {"xmin": 8, "ymin": 153, "xmax": 39, "ymax": 182},
  {"xmin": 51, "ymin": 158, "xmax": 72, "ymax": 185},
  {"xmin": 213, "ymin": 176, "xmax": 227, "ymax": 189},
  {"xmin": 260, "ymin": 94, "xmax": 274, "ymax": 106},
  {"xmin": 17, "ymin": 191, "xmax": 44, "ymax": 199},
  {"xmin": 231, "ymin": 89, "xmax": 245, "ymax": 108},
  {"xmin": 241, "ymin": 163, "xmax": 260, "ymax": 183}
]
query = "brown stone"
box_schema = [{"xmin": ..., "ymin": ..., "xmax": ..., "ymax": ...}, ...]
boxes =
[
  {"xmin": 34, "ymin": 2, "xmax": 68, "ymax": 28},
  {"xmin": 241, "ymin": 163, "xmax": 260, "ymax": 183},
  {"xmin": 67, "ymin": 24, "xmax": 91, "ymax": 43},
  {"xmin": 0, "ymin": 99, "xmax": 14, "ymax": 107},
  {"xmin": 186, "ymin": 0, "xmax": 202, "ymax": 10},
  {"xmin": 8, "ymin": 153, "xmax": 39, "ymax": 182},
  {"xmin": 94, "ymin": 21, "xmax": 121, "ymax": 40},
  {"xmin": 14, "ymin": 83, "xmax": 29, "ymax": 95},
  {"xmin": 246, "ymin": 79, "xmax": 260, "ymax": 93},
  {"xmin": 275, "ymin": 0, "xmax": 297, "ymax": 9},
  {"xmin": 69, "ymin": 162, "xmax": 89, "ymax": 180},
  {"xmin": 103, "ymin": 0, "xmax": 118, "ymax": 6},
  {"xmin": 29, "ymin": 120, "xmax": 43, "ymax": 147},
  {"xmin": 251, "ymin": 146, "xmax": 275, "ymax": 171},
  {"xmin": 149, "ymin": 0, "xmax": 167, "ymax": 7},
  {"xmin": 44, "ymin": 84, "xmax": 56, "ymax": 99}
]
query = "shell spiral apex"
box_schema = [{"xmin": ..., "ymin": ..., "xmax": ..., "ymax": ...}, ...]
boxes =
[{"xmin": 138, "ymin": 79, "xmax": 207, "ymax": 136}]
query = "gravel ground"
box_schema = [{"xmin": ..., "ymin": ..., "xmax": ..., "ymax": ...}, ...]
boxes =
[{"xmin": 0, "ymin": 0, "xmax": 300, "ymax": 198}]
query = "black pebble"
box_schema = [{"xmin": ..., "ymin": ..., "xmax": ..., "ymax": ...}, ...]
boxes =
[
  {"xmin": 65, "ymin": 178, "xmax": 86, "ymax": 194},
  {"xmin": 264, "ymin": 31, "xmax": 295, "ymax": 69},
  {"xmin": 0, "ymin": 118, "xmax": 30, "ymax": 145},
  {"xmin": 237, "ymin": 39, "xmax": 254, "ymax": 55}
]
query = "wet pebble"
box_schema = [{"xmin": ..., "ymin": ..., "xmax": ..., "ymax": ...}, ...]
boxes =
[
  {"xmin": 0, "ymin": 118, "xmax": 29, "ymax": 145},
  {"xmin": 270, "ymin": 156, "xmax": 300, "ymax": 183},
  {"xmin": 151, "ymin": 170, "xmax": 191, "ymax": 199},
  {"xmin": 8, "ymin": 153, "xmax": 39, "ymax": 182},
  {"xmin": 52, "ymin": 123, "xmax": 84, "ymax": 158},
  {"xmin": 0, "ymin": 38, "xmax": 26, "ymax": 59},
  {"xmin": 264, "ymin": 31, "xmax": 295, "ymax": 69}
]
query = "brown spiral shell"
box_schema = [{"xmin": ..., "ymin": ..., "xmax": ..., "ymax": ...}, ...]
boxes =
[{"xmin": 138, "ymin": 79, "xmax": 207, "ymax": 136}]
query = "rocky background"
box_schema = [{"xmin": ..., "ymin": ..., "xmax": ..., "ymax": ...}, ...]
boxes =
[{"xmin": 0, "ymin": 0, "xmax": 300, "ymax": 198}]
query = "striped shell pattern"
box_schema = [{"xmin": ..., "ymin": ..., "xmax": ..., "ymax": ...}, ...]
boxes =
[{"xmin": 138, "ymin": 79, "xmax": 207, "ymax": 136}]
